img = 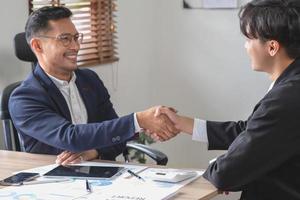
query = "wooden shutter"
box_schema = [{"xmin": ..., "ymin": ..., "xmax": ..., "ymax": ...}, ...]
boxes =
[{"xmin": 28, "ymin": 0, "xmax": 119, "ymax": 67}]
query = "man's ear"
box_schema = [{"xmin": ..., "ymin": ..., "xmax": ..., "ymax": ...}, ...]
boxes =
[
  {"xmin": 268, "ymin": 40, "xmax": 280, "ymax": 57},
  {"xmin": 30, "ymin": 38, "xmax": 43, "ymax": 54}
]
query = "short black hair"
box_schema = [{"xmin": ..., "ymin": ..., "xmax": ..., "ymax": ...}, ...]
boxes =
[
  {"xmin": 239, "ymin": 0, "xmax": 300, "ymax": 59},
  {"xmin": 25, "ymin": 6, "xmax": 72, "ymax": 44}
]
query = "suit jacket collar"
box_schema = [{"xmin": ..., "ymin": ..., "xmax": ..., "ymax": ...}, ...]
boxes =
[
  {"xmin": 33, "ymin": 63, "xmax": 95, "ymax": 122},
  {"xmin": 74, "ymin": 70, "xmax": 94, "ymax": 122},
  {"xmin": 250, "ymin": 58, "xmax": 300, "ymax": 118},
  {"xmin": 274, "ymin": 58, "xmax": 300, "ymax": 87},
  {"xmin": 33, "ymin": 63, "xmax": 72, "ymax": 121}
]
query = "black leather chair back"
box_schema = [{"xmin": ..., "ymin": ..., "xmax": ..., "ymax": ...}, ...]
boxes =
[
  {"xmin": 14, "ymin": 32, "xmax": 37, "ymax": 62},
  {"xmin": 0, "ymin": 81, "xmax": 22, "ymax": 151}
]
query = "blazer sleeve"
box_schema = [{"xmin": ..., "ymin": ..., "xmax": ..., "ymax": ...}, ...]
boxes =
[
  {"xmin": 206, "ymin": 120, "xmax": 247, "ymax": 150},
  {"xmin": 96, "ymin": 96, "xmax": 127, "ymax": 160},
  {"xmin": 9, "ymin": 84, "xmax": 136, "ymax": 153},
  {"xmin": 203, "ymin": 92, "xmax": 300, "ymax": 191},
  {"xmin": 87, "ymin": 71, "xmax": 128, "ymax": 160}
]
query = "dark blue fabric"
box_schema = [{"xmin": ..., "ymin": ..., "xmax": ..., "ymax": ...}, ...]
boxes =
[{"xmin": 9, "ymin": 63, "xmax": 135, "ymax": 160}]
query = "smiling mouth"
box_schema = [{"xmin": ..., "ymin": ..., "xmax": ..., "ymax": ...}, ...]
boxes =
[{"xmin": 64, "ymin": 52, "xmax": 78, "ymax": 62}]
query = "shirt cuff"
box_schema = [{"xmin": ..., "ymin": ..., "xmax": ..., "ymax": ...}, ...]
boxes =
[
  {"xmin": 192, "ymin": 118, "xmax": 208, "ymax": 143},
  {"xmin": 133, "ymin": 113, "xmax": 143, "ymax": 133}
]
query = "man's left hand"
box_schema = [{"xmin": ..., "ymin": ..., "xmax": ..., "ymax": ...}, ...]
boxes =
[{"xmin": 56, "ymin": 149, "xmax": 99, "ymax": 165}]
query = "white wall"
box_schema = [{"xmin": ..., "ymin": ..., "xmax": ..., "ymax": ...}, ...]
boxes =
[
  {"xmin": 96, "ymin": 1, "xmax": 270, "ymax": 199},
  {"xmin": 146, "ymin": 1, "xmax": 269, "ymax": 199},
  {"xmin": 149, "ymin": 0, "xmax": 271, "ymax": 168},
  {"xmin": 93, "ymin": 0, "xmax": 157, "ymax": 114}
]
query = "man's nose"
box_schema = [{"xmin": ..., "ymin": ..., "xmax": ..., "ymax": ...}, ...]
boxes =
[{"xmin": 69, "ymin": 38, "xmax": 80, "ymax": 50}]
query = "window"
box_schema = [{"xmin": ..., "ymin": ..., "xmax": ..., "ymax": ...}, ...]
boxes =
[{"xmin": 28, "ymin": 0, "xmax": 119, "ymax": 67}]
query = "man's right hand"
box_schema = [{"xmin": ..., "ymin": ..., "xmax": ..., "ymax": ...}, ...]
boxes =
[
  {"xmin": 136, "ymin": 106, "xmax": 180, "ymax": 141},
  {"xmin": 155, "ymin": 106, "xmax": 194, "ymax": 135}
]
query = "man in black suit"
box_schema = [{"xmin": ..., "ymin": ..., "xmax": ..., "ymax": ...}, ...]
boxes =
[{"xmin": 156, "ymin": 0, "xmax": 300, "ymax": 199}]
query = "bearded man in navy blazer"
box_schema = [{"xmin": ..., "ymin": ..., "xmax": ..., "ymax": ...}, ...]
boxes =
[
  {"xmin": 157, "ymin": 0, "xmax": 300, "ymax": 199},
  {"xmin": 9, "ymin": 6, "xmax": 178, "ymax": 165}
]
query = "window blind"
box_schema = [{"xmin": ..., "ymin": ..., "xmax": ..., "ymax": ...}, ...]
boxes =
[{"xmin": 28, "ymin": 0, "xmax": 119, "ymax": 67}]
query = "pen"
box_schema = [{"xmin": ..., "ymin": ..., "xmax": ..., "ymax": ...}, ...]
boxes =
[
  {"xmin": 86, "ymin": 179, "xmax": 92, "ymax": 193},
  {"xmin": 127, "ymin": 169, "xmax": 145, "ymax": 182},
  {"xmin": 23, "ymin": 178, "xmax": 71, "ymax": 185}
]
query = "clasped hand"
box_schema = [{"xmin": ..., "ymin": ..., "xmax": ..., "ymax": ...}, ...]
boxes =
[
  {"xmin": 136, "ymin": 106, "xmax": 182, "ymax": 141},
  {"xmin": 56, "ymin": 105, "xmax": 184, "ymax": 165}
]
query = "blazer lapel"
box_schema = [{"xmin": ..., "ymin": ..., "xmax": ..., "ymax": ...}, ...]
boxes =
[
  {"xmin": 75, "ymin": 71, "xmax": 93, "ymax": 122},
  {"xmin": 33, "ymin": 64, "xmax": 72, "ymax": 121},
  {"xmin": 248, "ymin": 58, "xmax": 300, "ymax": 121},
  {"xmin": 273, "ymin": 58, "xmax": 300, "ymax": 88}
]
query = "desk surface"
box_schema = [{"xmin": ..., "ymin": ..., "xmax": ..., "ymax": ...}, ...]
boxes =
[{"xmin": 0, "ymin": 150, "xmax": 218, "ymax": 200}]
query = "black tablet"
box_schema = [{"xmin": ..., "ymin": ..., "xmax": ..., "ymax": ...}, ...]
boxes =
[{"xmin": 44, "ymin": 165, "xmax": 125, "ymax": 180}]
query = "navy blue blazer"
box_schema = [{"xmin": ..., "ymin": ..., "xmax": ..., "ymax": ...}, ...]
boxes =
[
  {"xmin": 9, "ymin": 64, "xmax": 135, "ymax": 160},
  {"xmin": 203, "ymin": 59, "xmax": 300, "ymax": 199}
]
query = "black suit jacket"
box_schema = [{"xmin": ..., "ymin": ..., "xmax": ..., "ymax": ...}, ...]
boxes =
[
  {"xmin": 203, "ymin": 59, "xmax": 300, "ymax": 200},
  {"xmin": 9, "ymin": 64, "xmax": 136, "ymax": 160}
]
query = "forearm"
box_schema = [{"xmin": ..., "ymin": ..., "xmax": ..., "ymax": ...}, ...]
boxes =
[
  {"xmin": 83, "ymin": 149, "xmax": 99, "ymax": 160},
  {"xmin": 206, "ymin": 120, "xmax": 247, "ymax": 150},
  {"xmin": 13, "ymin": 110, "xmax": 135, "ymax": 152},
  {"xmin": 177, "ymin": 116, "xmax": 194, "ymax": 134}
]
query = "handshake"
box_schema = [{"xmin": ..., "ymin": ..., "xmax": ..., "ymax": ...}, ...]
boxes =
[
  {"xmin": 56, "ymin": 106, "xmax": 194, "ymax": 165},
  {"xmin": 136, "ymin": 106, "xmax": 194, "ymax": 141}
]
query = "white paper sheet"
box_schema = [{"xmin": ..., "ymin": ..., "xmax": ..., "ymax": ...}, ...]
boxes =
[{"xmin": 1, "ymin": 164, "xmax": 204, "ymax": 200}]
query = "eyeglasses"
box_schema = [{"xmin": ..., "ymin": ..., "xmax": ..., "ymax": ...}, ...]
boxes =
[{"xmin": 36, "ymin": 33, "xmax": 84, "ymax": 47}]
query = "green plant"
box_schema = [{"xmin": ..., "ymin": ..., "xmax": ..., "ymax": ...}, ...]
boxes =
[{"xmin": 129, "ymin": 132, "xmax": 155, "ymax": 164}]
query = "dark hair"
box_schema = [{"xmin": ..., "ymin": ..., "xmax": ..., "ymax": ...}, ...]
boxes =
[
  {"xmin": 239, "ymin": 0, "xmax": 300, "ymax": 59},
  {"xmin": 25, "ymin": 6, "xmax": 72, "ymax": 44}
]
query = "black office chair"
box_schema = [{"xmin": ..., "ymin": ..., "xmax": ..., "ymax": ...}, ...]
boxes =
[
  {"xmin": 0, "ymin": 32, "xmax": 168, "ymax": 165},
  {"xmin": 0, "ymin": 81, "xmax": 23, "ymax": 151}
]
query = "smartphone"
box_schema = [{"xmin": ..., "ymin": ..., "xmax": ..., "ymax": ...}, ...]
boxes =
[{"xmin": 0, "ymin": 172, "xmax": 40, "ymax": 186}]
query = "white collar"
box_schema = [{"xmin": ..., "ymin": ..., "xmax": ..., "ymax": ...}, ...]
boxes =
[
  {"xmin": 46, "ymin": 72, "xmax": 76, "ymax": 88},
  {"xmin": 267, "ymin": 81, "xmax": 275, "ymax": 92}
]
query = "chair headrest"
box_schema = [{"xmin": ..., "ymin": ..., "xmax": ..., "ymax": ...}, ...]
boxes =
[{"xmin": 14, "ymin": 32, "xmax": 37, "ymax": 63}]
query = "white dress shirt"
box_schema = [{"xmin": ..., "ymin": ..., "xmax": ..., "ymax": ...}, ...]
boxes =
[
  {"xmin": 47, "ymin": 72, "xmax": 88, "ymax": 124},
  {"xmin": 192, "ymin": 81, "xmax": 275, "ymax": 142},
  {"xmin": 47, "ymin": 72, "xmax": 142, "ymax": 132}
]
